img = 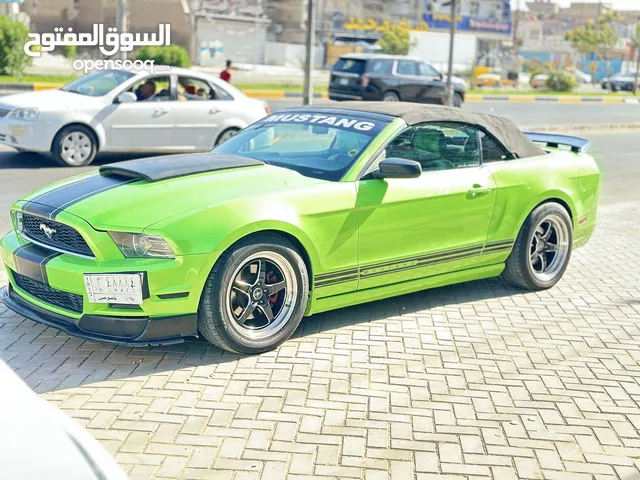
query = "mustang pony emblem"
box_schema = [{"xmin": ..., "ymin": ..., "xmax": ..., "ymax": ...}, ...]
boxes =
[{"xmin": 39, "ymin": 223, "xmax": 56, "ymax": 239}]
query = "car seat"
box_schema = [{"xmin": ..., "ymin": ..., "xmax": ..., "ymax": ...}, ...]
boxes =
[{"xmin": 329, "ymin": 130, "xmax": 364, "ymax": 165}]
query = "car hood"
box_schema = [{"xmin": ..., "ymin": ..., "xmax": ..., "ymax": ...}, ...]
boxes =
[
  {"xmin": 19, "ymin": 154, "xmax": 326, "ymax": 231},
  {"xmin": 0, "ymin": 89, "xmax": 98, "ymax": 110}
]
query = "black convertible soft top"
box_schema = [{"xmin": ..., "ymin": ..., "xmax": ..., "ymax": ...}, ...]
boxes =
[{"xmin": 296, "ymin": 102, "xmax": 546, "ymax": 159}]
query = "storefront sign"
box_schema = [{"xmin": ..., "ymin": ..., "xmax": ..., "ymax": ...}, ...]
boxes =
[{"xmin": 423, "ymin": 0, "xmax": 511, "ymax": 35}]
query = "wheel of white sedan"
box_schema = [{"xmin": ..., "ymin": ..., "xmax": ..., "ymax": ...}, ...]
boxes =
[
  {"xmin": 52, "ymin": 125, "xmax": 98, "ymax": 167},
  {"xmin": 503, "ymin": 202, "xmax": 573, "ymax": 290},
  {"xmin": 215, "ymin": 127, "xmax": 240, "ymax": 146},
  {"xmin": 198, "ymin": 234, "xmax": 309, "ymax": 354}
]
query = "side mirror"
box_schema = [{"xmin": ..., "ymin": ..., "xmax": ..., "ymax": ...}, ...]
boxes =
[
  {"xmin": 372, "ymin": 158, "xmax": 422, "ymax": 179},
  {"xmin": 116, "ymin": 92, "xmax": 137, "ymax": 103},
  {"xmin": 438, "ymin": 72, "xmax": 444, "ymax": 81}
]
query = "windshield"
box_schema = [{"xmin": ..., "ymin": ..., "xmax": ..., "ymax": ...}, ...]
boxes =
[
  {"xmin": 212, "ymin": 112, "xmax": 389, "ymax": 181},
  {"xmin": 61, "ymin": 70, "xmax": 136, "ymax": 96}
]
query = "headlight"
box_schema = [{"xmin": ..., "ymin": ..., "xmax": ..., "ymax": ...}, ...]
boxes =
[
  {"xmin": 13, "ymin": 211, "xmax": 23, "ymax": 234},
  {"xmin": 9, "ymin": 108, "xmax": 39, "ymax": 122},
  {"xmin": 109, "ymin": 232, "xmax": 175, "ymax": 258}
]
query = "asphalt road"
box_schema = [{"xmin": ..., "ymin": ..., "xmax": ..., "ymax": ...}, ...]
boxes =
[
  {"xmin": 0, "ymin": 131, "xmax": 637, "ymax": 236},
  {"xmin": 270, "ymin": 99, "xmax": 640, "ymax": 128}
]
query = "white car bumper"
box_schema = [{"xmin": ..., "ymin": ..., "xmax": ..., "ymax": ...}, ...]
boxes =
[{"xmin": 0, "ymin": 117, "xmax": 55, "ymax": 152}]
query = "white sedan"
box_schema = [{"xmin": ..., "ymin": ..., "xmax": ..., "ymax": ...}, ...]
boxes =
[{"xmin": 0, "ymin": 67, "xmax": 269, "ymax": 166}]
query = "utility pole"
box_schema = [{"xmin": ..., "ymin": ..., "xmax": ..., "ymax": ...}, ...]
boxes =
[
  {"xmin": 116, "ymin": 0, "xmax": 128, "ymax": 60},
  {"xmin": 445, "ymin": 0, "xmax": 457, "ymax": 106},
  {"xmin": 512, "ymin": 0, "xmax": 520, "ymax": 56},
  {"xmin": 303, "ymin": 0, "xmax": 316, "ymax": 106}
]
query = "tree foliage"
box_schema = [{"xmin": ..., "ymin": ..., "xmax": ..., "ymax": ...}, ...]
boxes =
[
  {"xmin": 546, "ymin": 70, "xmax": 578, "ymax": 92},
  {"xmin": 135, "ymin": 45, "xmax": 191, "ymax": 68},
  {"xmin": 565, "ymin": 12, "xmax": 621, "ymax": 60},
  {"xmin": 59, "ymin": 44, "xmax": 77, "ymax": 59},
  {"xmin": 378, "ymin": 21, "xmax": 419, "ymax": 56},
  {"xmin": 0, "ymin": 17, "xmax": 32, "ymax": 76}
]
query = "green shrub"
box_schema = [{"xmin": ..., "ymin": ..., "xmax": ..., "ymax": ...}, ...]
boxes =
[
  {"xmin": 135, "ymin": 45, "xmax": 191, "ymax": 68},
  {"xmin": 0, "ymin": 17, "xmax": 32, "ymax": 76},
  {"xmin": 60, "ymin": 44, "xmax": 77, "ymax": 59},
  {"xmin": 546, "ymin": 70, "xmax": 578, "ymax": 92}
]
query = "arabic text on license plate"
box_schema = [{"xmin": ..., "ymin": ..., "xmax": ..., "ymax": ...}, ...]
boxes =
[
  {"xmin": 84, "ymin": 273, "xmax": 144, "ymax": 305},
  {"xmin": 339, "ymin": 78, "xmax": 349, "ymax": 86}
]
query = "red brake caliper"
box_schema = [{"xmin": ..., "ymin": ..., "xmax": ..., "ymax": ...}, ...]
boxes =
[{"xmin": 266, "ymin": 271, "xmax": 279, "ymax": 305}]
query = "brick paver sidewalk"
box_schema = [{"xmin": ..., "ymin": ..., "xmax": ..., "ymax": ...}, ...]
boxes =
[{"xmin": 1, "ymin": 200, "xmax": 639, "ymax": 480}]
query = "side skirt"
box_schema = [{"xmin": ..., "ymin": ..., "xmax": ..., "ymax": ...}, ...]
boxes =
[{"xmin": 308, "ymin": 263, "xmax": 505, "ymax": 315}]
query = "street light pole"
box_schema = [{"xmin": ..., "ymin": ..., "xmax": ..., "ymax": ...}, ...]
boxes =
[
  {"xmin": 303, "ymin": 0, "xmax": 316, "ymax": 106},
  {"xmin": 117, "ymin": 0, "xmax": 128, "ymax": 60},
  {"xmin": 446, "ymin": 0, "xmax": 457, "ymax": 106}
]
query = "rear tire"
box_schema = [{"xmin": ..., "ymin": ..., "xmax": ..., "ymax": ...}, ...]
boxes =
[
  {"xmin": 215, "ymin": 127, "xmax": 239, "ymax": 146},
  {"xmin": 382, "ymin": 91, "xmax": 400, "ymax": 102},
  {"xmin": 453, "ymin": 93, "xmax": 463, "ymax": 108},
  {"xmin": 503, "ymin": 203, "xmax": 573, "ymax": 291},
  {"xmin": 51, "ymin": 125, "xmax": 98, "ymax": 167},
  {"xmin": 197, "ymin": 234, "xmax": 309, "ymax": 354}
]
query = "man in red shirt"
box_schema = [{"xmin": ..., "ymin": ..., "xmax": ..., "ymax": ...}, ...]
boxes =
[{"xmin": 220, "ymin": 60, "xmax": 232, "ymax": 83}]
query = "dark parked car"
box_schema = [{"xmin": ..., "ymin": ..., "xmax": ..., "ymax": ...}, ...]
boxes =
[
  {"xmin": 601, "ymin": 73, "xmax": 635, "ymax": 91},
  {"xmin": 329, "ymin": 54, "xmax": 466, "ymax": 107}
]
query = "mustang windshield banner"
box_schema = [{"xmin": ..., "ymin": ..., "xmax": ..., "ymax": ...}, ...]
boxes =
[{"xmin": 257, "ymin": 112, "xmax": 388, "ymax": 136}]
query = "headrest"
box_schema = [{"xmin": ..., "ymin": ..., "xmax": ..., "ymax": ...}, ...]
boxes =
[{"xmin": 413, "ymin": 129, "xmax": 444, "ymax": 155}]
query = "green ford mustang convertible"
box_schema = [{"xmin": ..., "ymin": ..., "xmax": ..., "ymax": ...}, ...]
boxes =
[{"xmin": 0, "ymin": 103, "xmax": 600, "ymax": 353}]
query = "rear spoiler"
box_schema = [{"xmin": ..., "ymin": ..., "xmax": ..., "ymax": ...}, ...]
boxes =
[{"xmin": 524, "ymin": 132, "xmax": 591, "ymax": 153}]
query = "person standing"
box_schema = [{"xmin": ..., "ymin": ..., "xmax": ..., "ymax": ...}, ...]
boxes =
[{"xmin": 220, "ymin": 60, "xmax": 232, "ymax": 83}]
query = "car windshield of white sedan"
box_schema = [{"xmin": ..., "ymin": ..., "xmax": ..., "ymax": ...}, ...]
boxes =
[
  {"xmin": 212, "ymin": 112, "xmax": 388, "ymax": 181},
  {"xmin": 61, "ymin": 70, "xmax": 136, "ymax": 96}
]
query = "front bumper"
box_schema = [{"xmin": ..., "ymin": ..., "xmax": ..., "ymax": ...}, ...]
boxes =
[
  {"xmin": 1, "ymin": 284, "xmax": 196, "ymax": 346},
  {"xmin": 0, "ymin": 118, "xmax": 52, "ymax": 152},
  {"xmin": 1, "ymin": 230, "xmax": 218, "ymax": 346}
]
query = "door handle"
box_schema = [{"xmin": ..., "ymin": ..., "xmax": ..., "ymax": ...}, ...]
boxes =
[
  {"xmin": 468, "ymin": 184, "xmax": 492, "ymax": 195},
  {"xmin": 155, "ymin": 108, "xmax": 170, "ymax": 114},
  {"xmin": 209, "ymin": 108, "xmax": 220, "ymax": 115}
]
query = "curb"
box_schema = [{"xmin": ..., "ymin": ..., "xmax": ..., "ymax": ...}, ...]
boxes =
[
  {"xmin": 520, "ymin": 122, "xmax": 640, "ymax": 133},
  {"xmin": 242, "ymin": 90, "xmax": 329, "ymax": 100},
  {"xmin": 0, "ymin": 83, "xmax": 637, "ymax": 103},
  {"xmin": 466, "ymin": 94, "xmax": 635, "ymax": 103}
]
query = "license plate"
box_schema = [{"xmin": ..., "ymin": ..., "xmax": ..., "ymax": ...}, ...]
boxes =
[
  {"xmin": 84, "ymin": 273, "xmax": 144, "ymax": 305},
  {"xmin": 339, "ymin": 78, "xmax": 349, "ymax": 86},
  {"xmin": 9, "ymin": 125, "xmax": 27, "ymax": 137}
]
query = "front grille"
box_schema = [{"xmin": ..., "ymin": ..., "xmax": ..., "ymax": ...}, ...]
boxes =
[
  {"xmin": 22, "ymin": 213, "xmax": 94, "ymax": 257},
  {"xmin": 0, "ymin": 108, "xmax": 10, "ymax": 118},
  {"xmin": 12, "ymin": 270, "xmax": 83, "ymax": 314}
]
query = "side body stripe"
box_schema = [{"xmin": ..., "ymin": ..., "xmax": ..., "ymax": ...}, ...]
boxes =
[{"xmin": 313, "ymin": 239, "xmax": 515, "ymax": 288}]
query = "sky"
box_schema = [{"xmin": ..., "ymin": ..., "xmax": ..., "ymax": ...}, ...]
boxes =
[{"xmin": 513, "ymin": 0, "xmax": 639, "ymax": 10}]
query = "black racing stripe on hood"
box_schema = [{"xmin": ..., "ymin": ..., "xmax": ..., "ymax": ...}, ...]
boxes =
[
  {"xmin": 99, "ymin": 154, "xmax": 264, "ymax": 182},
  {"xmin": 23, "ymin": 174, "xmax": 137, "ymax": 219},
  {"xmin": 13, "ymin": 244, "xmax": 62, "ymax": 285}
]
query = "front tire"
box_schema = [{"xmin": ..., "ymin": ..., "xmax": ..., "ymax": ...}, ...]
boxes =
[
  {"xmin": 51, "ymin": 125, "xmax": 98, "ymax": 167},
  {"xmin": 453, "ymin": 93, "xmax": 463, "ymax": 108},
  {"xmin": 198, "ymin": 235, "xmax": 309, "ymax": 354},
  {"xmin": 503, "ymin": 203, "xmax": 573, "ymax": 291}
]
